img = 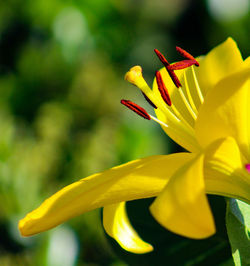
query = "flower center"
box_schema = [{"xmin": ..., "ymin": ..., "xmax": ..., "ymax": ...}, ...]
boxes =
[
  {"xmin": 122, "ymin": 47, "xmax": 200, "ymax": 124},
  {"xmin": 121, "ymin": 46, "xmax": 204, "ymax": 152}
]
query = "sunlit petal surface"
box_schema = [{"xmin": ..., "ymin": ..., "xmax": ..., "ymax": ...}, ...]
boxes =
[
  {"xmin": 19, "ymin": 153, "xmax": 193, "ymax": 236},
  {"xmin": 195, "ymin": 67, "xmax": 250, "ymax": 159}
]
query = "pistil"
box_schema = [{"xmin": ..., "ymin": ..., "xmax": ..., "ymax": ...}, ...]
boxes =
[{"xmin": 124, "ymin": 66, "xmax": 180, "ymax": 122}]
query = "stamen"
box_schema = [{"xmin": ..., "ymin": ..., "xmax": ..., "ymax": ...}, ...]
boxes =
[
  {"xmin": 169, "ymin": 60, "xmax": 198, "ymax": 70},
  {"xmin": 183, "ymin": 71, "xmax": 198, "ymax": 114},
  {"xmin": 123, "ymin": 47, "xmax": 202, "ymax": 152},
  {"xmin": 154, "ymin": 49, "xmax": 181, "ymax": 88},
  {"xmin": 150, "ymin": 115, "xmax": 168, "ymax": 128},
  {"xmin": 177, "ymin": 87, "xmax": 197, "ymax": 122},
  {"xmin": 245, "ymin": 164, "xmax": 250, "ymax": 173},
  {"xmin": 155, "ymin": 71, "xmax": 171, "ymax": 106},
  {"xmin": 141, "ymin": 92, "xmax": 157, "ymax": 109},
  {"xmin": 154, "ymin": 49, "xmax": 170, "ymax": 66},
  {"xmin": 176, "ymin": 46, "xmax": 199, "ymax": 66},
  {"xmin": 121, "ymin": 100, "xmax": 151, "ymax": 120}
]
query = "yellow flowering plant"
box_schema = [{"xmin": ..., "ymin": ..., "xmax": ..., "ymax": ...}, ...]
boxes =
[{"xmin": 19, "ymin": 38, "xmax": 250, "ymax": 257}]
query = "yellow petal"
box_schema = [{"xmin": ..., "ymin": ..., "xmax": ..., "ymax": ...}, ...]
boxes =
[
  {"xmin": 195, "ymin": 67, "xmax": 250, "ymax": 159},
  {"xmin": 150, "ymin": 154, "xmax": 215, "ymax": 239},
  {"xmin": 204, "ymin": 137, "xmax": 250, "ymax": 204},
  {"xmin": 103, "ymin": 202, "xmax": 153, "ymax": 254},
  {"xmin": 19, "ymin": 153, "xmax": 194, "ymax": 236},
  {"xmin": 195, "ymin": 37, "xmax": 243, "ymax": 96}
]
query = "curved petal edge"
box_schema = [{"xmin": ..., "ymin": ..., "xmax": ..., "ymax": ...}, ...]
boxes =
[
  {"xmin": 103, "ymin": 202, "xmax": 153, "ymax": 254},
  {"xmin": 150, "ymin": 154, "xmax": 215, "ymax": 239}
]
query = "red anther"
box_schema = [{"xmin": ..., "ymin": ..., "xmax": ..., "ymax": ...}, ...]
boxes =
[
  {"xmin": 141, "ymin": 92, "xmax": 157, "ymax": 109},
  {"xmin": 166, "ymin": 66, "xmax": 182, "ymax": 88},
  {"xmin": 154, "ymin": 49, "xmax": 170, "ymax": 66},
  {"xmin": 155, "ymin": 71, "xmax": 172, "ymax": 106},
  {"xmin": 121, "ymin": 100, "xmax": 151, "ymax": 120},
  {"xmin": 168, "ymin": 60, "xmax": 198, "ymax": 70},
  {"xmin": 154, "ymin": 49, "xmax": 181, "ymax": 88},
  {"xmin": 176, "ymin": 46, "xmax": 199, "ymax": 66}
]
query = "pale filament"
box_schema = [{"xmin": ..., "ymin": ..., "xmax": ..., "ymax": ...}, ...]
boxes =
[
  {"xmin": 183, "ymin": 71, "xmax": 198, "ymax": 115},
  {"xmin": 191, "ymin": 66, "xmax": 204, "ymax": 105},
  {"xmin": 178, "ymin": 88, "xmax": 197, "ymax": 121}
]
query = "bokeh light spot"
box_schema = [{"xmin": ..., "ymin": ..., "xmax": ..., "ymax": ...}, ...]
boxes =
[
  {"xmin": 207, "ymin": 0, "xmax": 249, "ymax": 22},
  {"xmin": 53, "ymin": 7, "xmax": 89, "ymax": 61}
]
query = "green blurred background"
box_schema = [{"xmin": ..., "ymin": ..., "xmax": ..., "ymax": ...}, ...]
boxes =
[{"xmin": 0, "ymin": 0, "xmax": 249, "ymax": 265}]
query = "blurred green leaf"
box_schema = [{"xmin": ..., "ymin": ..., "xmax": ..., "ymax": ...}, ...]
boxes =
[{"xmin": 226, "ymin": 199, "xmax": 250, "ymax": 266}]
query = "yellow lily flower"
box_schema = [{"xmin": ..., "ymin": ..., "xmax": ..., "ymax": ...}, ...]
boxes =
[{"xmin": 19, "ymin": 38, "xmax": 250, "ymax": 254}]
